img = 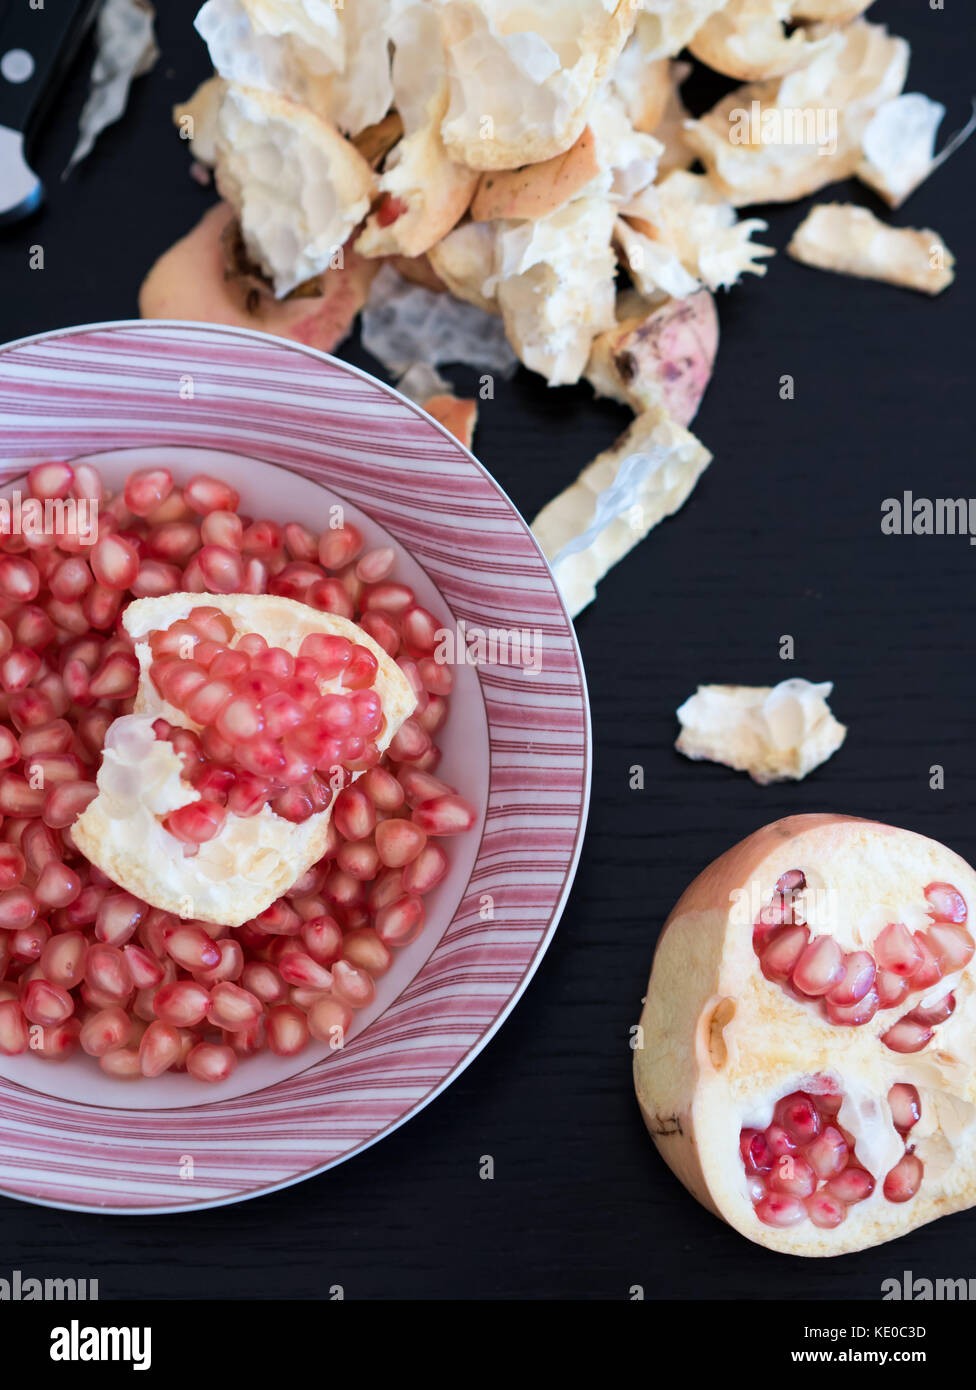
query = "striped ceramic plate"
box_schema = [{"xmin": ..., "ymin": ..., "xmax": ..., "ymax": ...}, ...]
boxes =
[{"xmin": 0, "ymin": 322, "xmax": 590, "ymax": 1212}]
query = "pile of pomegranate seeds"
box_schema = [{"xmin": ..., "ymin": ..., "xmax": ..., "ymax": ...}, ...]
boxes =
[
  {"xmin": 753, "ymin": 872, "xmax": 972, "ymax": 1046},
  {"xmin": 149, "ymin": 608, "xmax": 386, "ymax": 837},
  {"xmin": 741, "ymin": 1083, "xmax": 924, "ymax": 1229},
  {"xmin": 0, "ymin": 461, "xmax": 476, "ymax": 1082}
]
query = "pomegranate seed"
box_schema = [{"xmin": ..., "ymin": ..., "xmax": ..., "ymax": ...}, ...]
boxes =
[
  {"xmin": 122, "ymin": 944, "xmax": 165, "ymax": 990},
  {"xmin": 883, "ymin": 1152, "xmax": 923, "ymax": 1203},
  {"xmin": 924, "ymin": 881, "xmax": 967, "ymax": 923},
  {"xmin": 911, "ymin": 930, "xmax": 945, "ymax": 989},
  {"xmin": 926, "ymin": 923, "xmax": 974, "ymax": 972},
  {"xmin": 826, "ymin": 1166, "xmax": 874, "ymax": 1204},
  {"xmin": 131, "ymin": 560, "xmax": 184, "ymax": 598},
  {"xmin": 805, "ymin": 1126, "xmax": 849, "ymax": 1179},
  {"xmin": 139, "ymin": 1020, "xmax": 182, "ymax": 1077},
  {"xmin": 32, "ymin": 1018, "xmax": 80, "ymax": 1060},
  {"xmin": 164, "ymin": 801, "xmax": 227, "ymax": 845},
  {"xmin": 318, "ymin": 525, "xmax": 363, "ymax": 570},
  {"xmin": 906, "ymin": 991, "xmax": 955, "ymax": 1026},
  {"xmin": 124, "ymin": 468, "xmax": 173, "ymax": 516},
  {"xmin": 0, "ymin": 726, "xmax": 19, "ymax": 770},
  {"xmin": 0, "ymin": 888, "xmax": 37, "ymax": 930},
  {"xmin": 69, "ymin": 462, "xmax": 104, "ymax": 502},
  {"xmin": 881, "ymin": 1017, "xmax": 933, "ymax": 1053},
  {"xmin": 806, "ymin": 1192, "xmax": 846, "ymax": 1229},
  {"xmin": 28, "ymin": 461, "xmax": 74, "ymax": 499},
  {"xmin": 874, "ymin": 922, "xmax": 923, "ymax": 978},
  {"xmin": 773, "ymin": 1093, "xmax": 821, "ymax": 1146},
  {"xmin": 241, "ymin": 962, "xmax": 286, "ymax": 1004},
  {"xmin": 755, "ymin": 1194, "xmax": 806, "ymax": 1227},
  {"xmin": 86, "ymin": 944, "xmax": 133, "ymax": 999},
  {"xmin": 307, "ymin": 995, "xmax": 353, "ymax": 1045},
  {"xmin": 277, "ymin": 950, "xmax": 333, "ymax": 990},
  {"xmin": 184, "ymin": 474, "xmax": 240, "ymax": 515},
  {"xmin": 306, "ymin": 577, "xmax": 354, "ymax": 617},
  {"xmin": 207, "ymin": 981, "xmax": 261, "ymax": 1031},
  {"xmin": 185, "ymin": 1040, "xmax": 237, "ymax": 1082},
  {"xmin": 39, "ymin": 930, "xmax": 86, "ymax": 988},
  {"xmin": 767, "ymin": 1154, "xmax": 816, "ymax": 1198},
  {"xmin": 0, "ymin": 556, "xmax": 40, "ymax": 601},
  {"xmin": 825, "ymin": 984, "xmax": 879, "ymax": 1027},
  {"xmin": 165, "ymin": 925, "xmax": 220, "ymax": 972},
  {"xmin": 79, "ymin": 1006, "xmax": 132, "ymax": 1057},
  {"xmin": 791, "ymin": 935, "xmax": 844, "ymax": 997},
  {"xmin": 410, "ymin": 793, "xmax": 476, "ymax": 836},
  {"xmin": 876, "ymin": 969, "xmax": 911, "ymax": 1009},
  {"xmin": 147, "ymin": 521, "xmax": 200, "ymax": 561},
  {"xmin": 823, "ymin": 950, "xmax": 875, "ymax": 1007},
  {"xmin": 301, "ymin": 916, "xmax": 343, "ymax": 965},
  {"xmin": 99, "ymin": 1047, "xmax": 142, "ymax": 1079},
  {"xmin": 0, "ymin": 842, "xmax": 26, "ymax": 887},
  {"xmin": 34, "ymin": 862, "xmax": 82, "ymax": 909},
  {"xmin": 0, "ymin": 999, "xmax": 29, "ymax": 1053},
  {"xmin": 22, "ymin": 978, "xmax": 74, "ymax": 1026},
  {"xmin": 195, "ymin": 938, "xmax": 244, "ymax": 986},
  {"xmin": 41, "ymin": 783, "xmax": 97, "ymax": 822},
  {"xmin": 83, "ymin": 583, "xmax": 123, "ymax": 629},
  {"xmin": 197, "ymin": 544, "xmax": 245, "ymax": 592},
  {"xmin": 402, "ymin": 843, "xmax": 449, "ymax": 894},
  {"xmin": 20, "ymin": 719, "xmax": 72, "ymax": 757},
  {"xmin": 341, "ymin": 928, "xmax": 392, "ymax": 976},
  {"xmin": 889, "ymin": 1083, "xmax": 921, "ymax": 1134},
  {"xmin": 90, "ymin": 533, "xmax": 139, "ymax": 589},
  {"xmin": 0, "ymin": 647, "xmax": 40, "ymax": 692},
  {"xmin": 374, "ymin": 893, "xmax": 425, "ymax": 947},
  {"xmin": 266, "ymin": 1004, "xmax": 309, "ymax": 1055}
]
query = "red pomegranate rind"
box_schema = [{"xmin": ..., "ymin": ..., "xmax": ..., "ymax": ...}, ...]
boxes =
[
  {"xmin": 0, "ymin": 461, "xmax": 479, "ymax": 1083},
  {"xmin": 634, "ymin": 814, "xmax": 976, "ymax": 1255}
]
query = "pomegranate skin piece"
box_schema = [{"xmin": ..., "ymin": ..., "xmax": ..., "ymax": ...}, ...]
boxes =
[{"xmin": 634, "ymin": 814, "xmax": 976, "ymax": 1256}]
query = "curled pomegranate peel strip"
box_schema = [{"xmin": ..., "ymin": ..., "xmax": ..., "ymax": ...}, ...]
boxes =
[
  {"xmin": 73, "ymin": 593, "xmax": 416, "ymax": 927},
  {"xmin": 634, "ymin": 813, "xmax": 976, "ymax": 1255}
]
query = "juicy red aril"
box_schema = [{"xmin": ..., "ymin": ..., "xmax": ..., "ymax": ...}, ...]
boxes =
[
  {"xmin": 139, "ymin": 1020, "xmax": 182, "ymax": 1077},
  {"xmin": 184, "ymin": 474, "xmax": 240, "ymax": 515},
  {"xmin": 755, "ymin": 1195, "xmax": 806, "ymax": 1228},
  {"xmin": 926, "ymin": 923, "xmax": 975, "ymax": 972},
  {"xmin": 318, "ymin": 525, "xmax": 363, "ymax": 570},
  {"xmin": 881, "ymin": 1017, "xmax": 933, "ymax": 1053},
  {"xmin": 0, "ymin": 1000, "xmax": 30, "ymax": 1054},
  {"xmin": 883, "ymin": 1152, "xmax": 923, "ymax": 1203},
  {"xmin": 124, "ymin": 468, "xmax": 173, "ymax": 516},
  {"xmin": 28, "ymin": 461, "xmax": 74, "ymax": 499},
  {"xmin": 905, "ymin": 991, "xmax": 955, "ymax": 1026},
  {"xmin": 411, "ymin": 794, "xmax": 476, "ymax": 835},
  {"xmin": 774, "ymin": 1093, "xmax": 822, "ymax": 1145},
  {"xmin": 888, "ymin": 1083, "xmax": 921, "ymax": 1134},
  {"xmin": 79, "ymin": 1006, "xmax": 132, "ymax": 1057},
  {"xmin": 164, "ymin": 801, "xmax": 227, "ymax": 845},
  {"xmin": 827, "ymin": 951, "xmax": 876, "ymax": 1006},
  {"xmin": 792, "ymin": 935, "xmax": 844, "ymax": 997},
  {"xmin": 806, "ymin": 1193, "xmax": 846, "ymax": 1229},
  {"xmin": 90, "ymin": 534, "xmax": 139, "ymax": 590},
  {"xmin": 266, "ymin": 1004, "xmax": 309, "ymax": 1055},
  {"xmin": 925, "ymin": 881, "xmax": 967, "ymax": 923},
  {"xmin": 825, "ymin": 985, "xmax": 879, "ymax": 1027},
  {"xmin": 826, "ymin": 1166, "xmax": 874, "ymax": 1204},
  {"xmin": 874, "ymin": 922, "xmax": 922, "ymax": 978},
  {"xmin": 165, "ymin": 925, "xmax": 220, "ymax": 972},
  {"xmin": 805, "ymin": 1126, "xmax": 848, "ymax": 1180},
  {"xmin": 0, "ymin": 556, "xmax": 40, "ymax": 601},
  {"xmin": 185, "ymin": 1041, "xmax": 237, "ymax": 1083},
  {"xmin": 22, "ymin": 979, "xmax": 74, "ymax": 1027}
]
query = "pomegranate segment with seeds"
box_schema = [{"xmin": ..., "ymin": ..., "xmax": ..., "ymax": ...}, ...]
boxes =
[
  {"xmin": 636, "ymin": 815, "xmax": 976, "ymax": 1255},
  {"xmin": 0, "ymin": 461, "xmax": 479, "ymax": 1084}
]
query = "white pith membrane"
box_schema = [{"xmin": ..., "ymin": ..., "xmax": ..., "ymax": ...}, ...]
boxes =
[
  {"xmin": 634, "ymin": 814, "xmax": 976, "ymax": 1255},
  {"xmin": 73, "ymin": 593, "xmax": 415, "ymax": 927}
]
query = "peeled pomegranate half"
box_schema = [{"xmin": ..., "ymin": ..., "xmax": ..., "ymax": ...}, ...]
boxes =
[{"xmin": 634, "ymin": 814, "xmax": 976, "ymax": 1255}]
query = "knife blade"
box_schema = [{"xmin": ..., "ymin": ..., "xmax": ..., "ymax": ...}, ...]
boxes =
[{"xmin": 0, "ymin": 0, "xmax": 100, "ymax": 225}]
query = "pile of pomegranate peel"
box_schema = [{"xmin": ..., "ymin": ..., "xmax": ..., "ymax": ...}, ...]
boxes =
[
  {"xmin": 634, "ymin": 814, "xmax": 976, "ymax": 1255},
  {"xmin": 0, "ymin": 461, "xmax": 477, "ymax": 1084}
]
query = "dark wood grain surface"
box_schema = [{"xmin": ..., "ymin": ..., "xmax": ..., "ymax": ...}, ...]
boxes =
[{"xmin": 0, "ymin": 0, "xmax": 974, "ymax": 1300}]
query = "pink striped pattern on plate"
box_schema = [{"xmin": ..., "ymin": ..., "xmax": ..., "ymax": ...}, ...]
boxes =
[{"xmin": 0, "ymin": 322, "xmax": 590, "ymax": 1211}]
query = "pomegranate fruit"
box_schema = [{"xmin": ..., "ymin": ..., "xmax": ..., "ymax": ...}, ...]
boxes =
[{"xmin": 634, "ymin": 814, "xmax": 976, "ymax": 1254}]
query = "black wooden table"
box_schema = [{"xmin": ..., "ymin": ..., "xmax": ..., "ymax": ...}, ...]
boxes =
[{"xmin": 0, "ymin": 0, "xmax": 973, "ymax": 1299}]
